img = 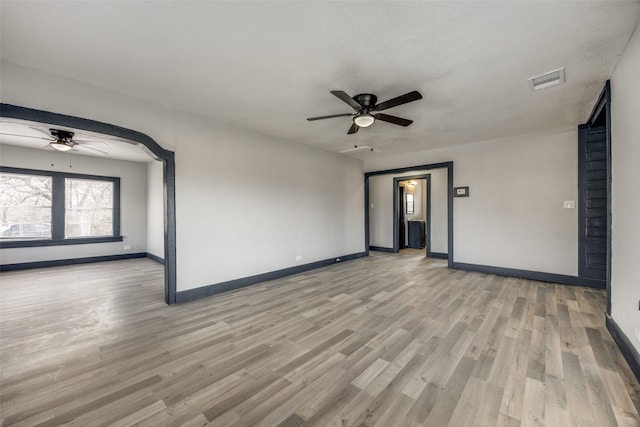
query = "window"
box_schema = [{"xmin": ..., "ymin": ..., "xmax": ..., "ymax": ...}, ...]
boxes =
[
  {"xmin": 0, "ymin": 172, "xmax": 52, "ymax": 240},
  {"xmin": 65, "ymin": 178, "xmax": 114, "ymax": 238},
  {"xmin": 0, "ymin": 167, "xmax": 121, "ymax": 248},
  {"xmin": 406, "ymin": 193, "xmax": 415, "ymax": 214}
]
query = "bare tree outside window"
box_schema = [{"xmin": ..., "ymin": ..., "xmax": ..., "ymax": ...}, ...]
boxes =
[
  {"xmin": 65, "ymin": 178, "xmax": 113, "ymax": 238},
  {"xmin": 0, "ymin": 173, "xmax": 52, "ymax": 239}
]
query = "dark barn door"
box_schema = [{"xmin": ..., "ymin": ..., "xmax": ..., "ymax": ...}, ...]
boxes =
[{"xmin": 578, "ymin": 125, "xmax": 608, "ymax": 281}]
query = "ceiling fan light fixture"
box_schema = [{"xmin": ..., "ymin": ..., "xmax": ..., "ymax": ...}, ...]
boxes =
[
  {"xmin": 51, "ymin": 140, "xmax": 73, "ymax": 151},
  {"xmin": 354, "ymin": 113, "xmax": 375, "ymax": 128}
]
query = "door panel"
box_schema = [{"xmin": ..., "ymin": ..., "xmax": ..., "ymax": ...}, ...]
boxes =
[
  {"xmin": 398, "ymin": 186, "xmax": 406, "ymax": 249},
  {"xmin": 578, "ymin": 126, "xmax": 607, "ymax": 280}
]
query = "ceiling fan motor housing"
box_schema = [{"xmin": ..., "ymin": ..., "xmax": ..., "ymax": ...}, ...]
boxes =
[
  {"xmin": 50, "ymin": 129, "xmax": 75, "ymax": 142},
  {"xmin": 353, "ymin": 94, "xmax": 377, "ymax": 110}
]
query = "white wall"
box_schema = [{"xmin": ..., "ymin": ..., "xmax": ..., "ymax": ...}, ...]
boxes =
[
  {"xmin": 146, "ymin": 160, "xmax": 164, "ymax": 259},
  {"xmin": 369, "ymin": 168, "xmax": 448, "ymax": 253},
  {"xmin": 0, "ymin": 144, "xmax": 148, "ymax": 263},
  {"xmin": 611, "ymin": 22, "xmax": 640, "ymax": 352},
  {"xmin": 173, "ymin": 112, "xmax": 364, "ymax": 290},
  {"xmin": 368, "ymin": 175, "xmax": 392, "ymax": 248},
  {"xmin": 366, "ymin": 130, "xmax": 578, "ymax": 275},
  {"xmin": 0, "ymin": 60, "xmax": 365, "ymax": 292}
]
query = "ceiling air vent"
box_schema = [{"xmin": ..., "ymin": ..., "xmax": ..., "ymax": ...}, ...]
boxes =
[
  {"xmin": 528, "ymin": 67, "xmax": 565, "ymax": 91},
  {"xmin": 339, "ymin": 145, "xmax": 380, "ymax": 155}
]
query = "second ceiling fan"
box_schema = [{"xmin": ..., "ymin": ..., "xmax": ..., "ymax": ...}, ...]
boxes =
[{"xmin": 307, "ymin": 90, "xmax": 422, "ymax": 134}]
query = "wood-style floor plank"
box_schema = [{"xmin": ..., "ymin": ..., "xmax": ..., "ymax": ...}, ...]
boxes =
[{"xmin": 1, "ymin": 250, "xmax": 639, "ymax": 426}]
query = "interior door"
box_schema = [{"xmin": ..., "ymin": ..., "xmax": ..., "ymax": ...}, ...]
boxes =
[{"xmin": 578, "ymin": 125, "xmax": 608, "ymax": 281}]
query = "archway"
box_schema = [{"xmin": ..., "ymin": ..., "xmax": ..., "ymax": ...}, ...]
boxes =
[{"xmin": 0, "ymin": 103, "xmax": 177, "ymax": 304}]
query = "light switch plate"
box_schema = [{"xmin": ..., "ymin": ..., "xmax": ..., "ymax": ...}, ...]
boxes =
[
  {"xmin": 563, "ymin": 200, "xmax": 575, "ymax": 209},
  {"xmin": 454, "ymin": 186, "xmax": 469, "ymax": 197}
]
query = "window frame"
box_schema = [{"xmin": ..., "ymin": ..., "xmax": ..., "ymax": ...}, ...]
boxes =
[
  {"xmin": 0, "ymin": 166, "xmax": 121, "ymax": 248},
  {"xmin": 406, "ymin": 193, "xmax": 415, "ymax": 214}
]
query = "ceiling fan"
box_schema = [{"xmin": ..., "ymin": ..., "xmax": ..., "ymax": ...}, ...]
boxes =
[
  {"xmin": 0, "ymin": 127, "xmax": 109, "ymax": 155},
  {"xmin": 307, "ymin": 90, "xmax": 422, "ymax": 134}
]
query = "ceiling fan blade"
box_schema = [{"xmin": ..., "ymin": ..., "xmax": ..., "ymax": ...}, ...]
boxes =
[
  {"xmin": 73, "ymin": 138, "xmax": 110, "ymax": 148},
  {"xmin": 374, "ymin": 91, "xmax": 422, "ymax": 111},
  {"xmin": 0, "ymin": 132, "xmax": 51, "ymax": 141},
  {"xmin": 307, "ymin": 113, "xmax": 353, "ymax": 121},
  {"xmin": 374, "ymin": 113, "xmax": 413, "ymax": 127},
  {"xmin": 331, "ymin": 91, "xmax": 361, "ymax": 111},
  {"xmin": 77, "ymin": 145, "xmax": 108, "ymax": 155},
  {"xmin": 347, "ymin": 123, "xmax": 359, "ymax": 134},
  {"xmin": 29, "ymin": 126, "xmax": 54, "ymax": 138}
]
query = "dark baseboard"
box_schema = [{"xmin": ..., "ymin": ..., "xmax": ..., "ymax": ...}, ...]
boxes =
[
  {"xmin": 606, "ymin": 315, "xmax": 640, "ymax": 384},
  {"xmin": 369, "ymin": 246, "xmax": 394, "ymax": 253},
  {"xmin": 428, "ymin": 252, "xmax": 448, "ymax": 259},
  {"xmin": 452, "ymin": 262, "xmax": 606, "ymax": 289},
  {"xmin": 176, "ymin": 251, "xmax": 368, "ymax": 303},
  {"xmin": 146, "ymin": 252, "xmax": 165, "ymax": 265},
  {"xmin": 0, "ymin": 252, "xmax": 147, "ymax": 272}
]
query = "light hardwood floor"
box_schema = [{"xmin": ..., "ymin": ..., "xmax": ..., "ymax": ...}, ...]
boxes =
[{"xmin": 1, "ymin": 250, "xmax": 639, "ymax": 426}]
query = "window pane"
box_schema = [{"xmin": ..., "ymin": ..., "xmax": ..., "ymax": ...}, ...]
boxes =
[
  {"xmin": 65, "ymin": 178, "xmax": 114, "ymax": 238},
  {"xmin": 0, "ymin": 173, "xmax": 52, "ymax": 240}
]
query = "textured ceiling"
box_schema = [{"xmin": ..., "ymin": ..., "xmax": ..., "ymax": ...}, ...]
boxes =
[{"xmin": 1, "ymin": 1, "xmax": 639, "ymax": 159}]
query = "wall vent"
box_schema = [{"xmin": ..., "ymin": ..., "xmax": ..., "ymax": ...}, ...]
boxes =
[{"xmin": 528, "ymin": 67, "xmax": 565, "ymax": 91}]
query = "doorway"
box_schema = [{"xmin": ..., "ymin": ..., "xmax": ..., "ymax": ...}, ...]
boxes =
[
  {"xmin": 395, "ymin": 176, "xmax": 428, "ymax": 253},
  {"xmin": 364, "ymin": 161, "xmax": 453, "ymax": 267},
  {"xmin": 394, "ymin": 178, "xmax": 424, "ymax": 254}
]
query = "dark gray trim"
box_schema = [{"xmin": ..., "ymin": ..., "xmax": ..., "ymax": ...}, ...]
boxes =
[
  {"xmin": 1, "ymin": 236, "xmax": 123, "ymax": 248},
  {"xmin": 393, "ymin": 176, "xmax": 400, "ymax": 252},
  {"xmin": 163, "ymin": 153, "xmax": 177, "ymax": 305},
  {"xmin": 364, "ymin": 178, "xmax": 370, "ymax": 256},
  {"xmin": 146, "ymin": 252, "xmax": 165, "ymax": 265},
  {"xmin": 52, "ymin": 174, "xmax": 65, "ymax": 240},
  {"xmin": 429, "ymin": 252, "xmax": 448, "ymax": 259},
  {"xmin": 0, "ymin": 166, "xmax": 121, "ymax": 248},
  {"xmin": 425, "ymin": 174, "xmax": 436, "ymax": 258},
  {"xmin": 176, "ymin": 252, "xmax": 367, "ymax": 303},
  {"xmin": 368, "ymin": 246, "xmax": 445, "ymax": 257},
  {"xmin": 425, "ymin": 177, "xmax": 432, "ymax": 257},
  {"xmin": 606, "ymin": 315, "xmax": 640, "ymax": 384},
  {"xmin": 453, "ymin": 262, "xmax": 606, "ymax": 289},
  {"xmin": 0, "ymin": 252, "xmax": 147, "ymax": 271},
  {"xmin": 588, "ymin": 83, "xmax": 608, "ymax": 128},
  {"xmin": 605, "ymin": 81, "xmax": 612, "ymax": 317},
  {"xmin": 447, "ymin": 164, "xmax": 454, "ymax": 268},
  {"xmin": 369, "ymin": 246, "xmax": 394, "ymax": 253},
  {"xmin": 364, "ymin": 161, "xmax": 453, "ymax": 268},
  {"xmin": 365, "ymin": 162, "xmax": 453, "ymax": 177},
  {"xmin": 1, "ymin": 103, "xmax": 177, "ymax": 305}
]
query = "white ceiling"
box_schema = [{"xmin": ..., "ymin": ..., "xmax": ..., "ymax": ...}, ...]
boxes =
[{"xmin": 1, "ymin": 1, "xmax": 639, "ymax": 160}]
